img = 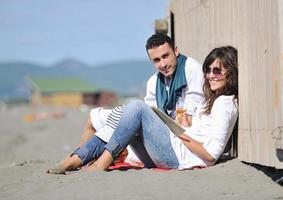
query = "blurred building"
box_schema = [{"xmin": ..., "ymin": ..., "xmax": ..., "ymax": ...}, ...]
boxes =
[{"xmin": 27, "ymin": 77, "xmax": 118, "ymax": 108}]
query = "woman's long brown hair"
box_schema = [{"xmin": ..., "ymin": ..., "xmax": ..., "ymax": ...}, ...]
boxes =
[{"xmin": 201, "ymin": 46, "xmax": 238, "ymax": 115}]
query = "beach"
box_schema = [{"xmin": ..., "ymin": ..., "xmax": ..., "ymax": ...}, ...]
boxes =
[{"xmin": 0, "ymin": 104, "xmax": 283, "ymax": 200}]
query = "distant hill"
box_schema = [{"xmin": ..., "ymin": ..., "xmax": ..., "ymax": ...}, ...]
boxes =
[{"xmin": 0, "ymin": 59, "xmax": 156, "ymax": 101}]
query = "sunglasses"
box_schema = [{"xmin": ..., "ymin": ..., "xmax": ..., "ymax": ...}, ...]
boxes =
[{"xmin": 205, "ymin": 66, "xmax": 226, "ymax": 76}]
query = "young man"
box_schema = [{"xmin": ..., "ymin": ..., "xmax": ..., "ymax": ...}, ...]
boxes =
[
  {"xmin": 47, "ymin": 33, "xmax": 204, "ymax": 174},
  {"xmin": 144, "ymin": 33, "xmax": 203, "ymax": 126}
]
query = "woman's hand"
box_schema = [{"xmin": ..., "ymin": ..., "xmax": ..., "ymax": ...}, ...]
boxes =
[{"xmin": 176, "ymin": 113, "xmax": 192, "ymax": 127}]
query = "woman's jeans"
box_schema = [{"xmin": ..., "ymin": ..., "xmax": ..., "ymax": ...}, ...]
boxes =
[{"xmin": 104, "ymin": 100, "xmax": 179, "ymax": 169}]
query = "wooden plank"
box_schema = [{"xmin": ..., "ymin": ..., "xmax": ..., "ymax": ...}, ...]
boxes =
[{"xmin": 238, "ymin": 0, "xmax": 252, "ymax": 162}]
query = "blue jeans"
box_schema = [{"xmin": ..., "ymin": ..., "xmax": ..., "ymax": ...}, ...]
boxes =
[
  {"xmin": 73, "ymin": 136, "xmax": 106, "ymax": 165},
  {"xmin": 104, "ymin": 100, "xmax": 179, "ymax": 169}
]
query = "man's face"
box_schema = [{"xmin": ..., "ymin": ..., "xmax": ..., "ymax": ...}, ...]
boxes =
[{"xmin": 147, "ymin": 42, "xmax": 179, "ymax": 78}]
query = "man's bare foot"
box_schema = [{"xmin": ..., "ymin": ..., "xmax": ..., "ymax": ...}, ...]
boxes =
[
  {"xmin": 58, "ymin": 154, "xmax": 72, "ymax": 166},
  {"xmin": 86, "ymin": 161, "xmax": 107, "ymax": 172},
  {"xmin": 87, "ymin": 150, "xmax": 114, "ymax": 172},
  {"xmin": 46, "ymin": 166, "xmax": 66, "ymax": 175},
  {"xmin": 46, "ymin": 154, "xmax": 82, "ymax": 175}
]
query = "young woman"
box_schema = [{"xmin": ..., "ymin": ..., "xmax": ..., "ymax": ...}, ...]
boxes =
[{"xmin": 86, "ymin": 46, "xmax": 239, "ymax": 171}]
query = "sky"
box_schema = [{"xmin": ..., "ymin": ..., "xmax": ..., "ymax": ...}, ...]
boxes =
[{"xmin": 0, "ymin": 0, "xmax": 170, "ymax": 66}]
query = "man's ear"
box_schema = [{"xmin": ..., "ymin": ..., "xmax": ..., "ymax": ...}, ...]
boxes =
[{"xmin": 174, "ymin": 47, "xmax": 180, "ymax": 57}]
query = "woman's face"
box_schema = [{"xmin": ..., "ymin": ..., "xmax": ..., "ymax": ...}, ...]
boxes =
[{"xmin": 206, "ymin": 58, "xmax": 227, "ymax": 91}]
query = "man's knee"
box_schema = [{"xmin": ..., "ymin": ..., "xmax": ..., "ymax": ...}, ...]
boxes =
[{"xmin": 127, "ymin": 99, "xmax": 146, "ymax": 111}]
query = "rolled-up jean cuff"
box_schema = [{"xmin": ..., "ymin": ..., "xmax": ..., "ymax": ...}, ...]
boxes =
[
  {"xmin": 104, "ymin": 139, "xmax": 124, "ymax": 158},
  {"xmin": 71, "ymin": 146, "xmax": 90, "ymax": 165}
]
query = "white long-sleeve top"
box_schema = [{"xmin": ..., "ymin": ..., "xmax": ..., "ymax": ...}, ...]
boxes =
[{"xmin": 170, "ymin": 95, "xmax": 239, "ymax": 169}]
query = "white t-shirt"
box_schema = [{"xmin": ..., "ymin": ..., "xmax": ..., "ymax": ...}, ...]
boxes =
[
  {"xmin": 170, "ymin": 95, "xmax": 238, "ymax": 170},
  {"xmin": 90, "ymin": 106, "xmax": 123, "ymax": 142},
  {"xmin": 89, "ymin": 107, "xmax": 111, "ymax": 132}
]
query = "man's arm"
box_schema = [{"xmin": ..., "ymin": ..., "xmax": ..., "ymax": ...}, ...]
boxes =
[{"xmin": 144, "ymin": 74, "xmax": 158, "ymax": 107}]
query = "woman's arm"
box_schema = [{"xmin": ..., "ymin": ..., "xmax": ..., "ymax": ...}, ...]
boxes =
[{"xmin": 178, "ymin": 133, "xmax": 215, "ymax": 162}]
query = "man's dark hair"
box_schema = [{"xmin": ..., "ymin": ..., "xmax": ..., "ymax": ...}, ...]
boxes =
[{"xmin": 146, "ymin": 33, "xmax": 174, "ymax": 51}]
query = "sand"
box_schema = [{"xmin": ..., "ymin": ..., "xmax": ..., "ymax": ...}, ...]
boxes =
[{"xmin": 0, "ymin": 104, "xmax": 283, "ymax": 200}]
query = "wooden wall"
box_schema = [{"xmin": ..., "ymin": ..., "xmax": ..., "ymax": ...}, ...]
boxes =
[{"xmin": 169, "ymin": 0, "xmax": 283, "ymax": 168}]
